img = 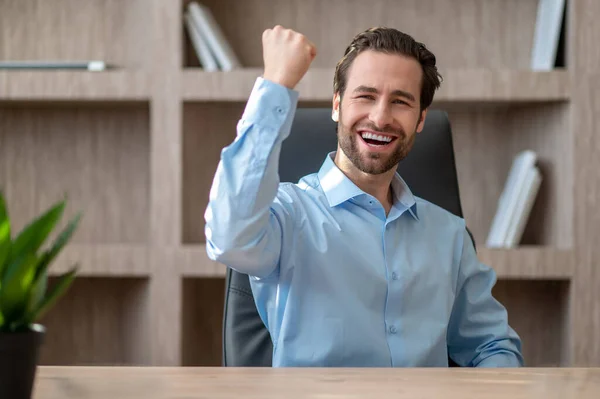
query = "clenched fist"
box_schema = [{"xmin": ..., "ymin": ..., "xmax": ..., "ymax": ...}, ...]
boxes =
[{"xmin": 262, "ymin": 26, "xmax": 317, "ymax": 90}]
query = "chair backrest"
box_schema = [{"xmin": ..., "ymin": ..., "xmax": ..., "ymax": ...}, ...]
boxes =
[{"xmin": 221, "ymin": 108, "xmax": 467, "ymax": 367}]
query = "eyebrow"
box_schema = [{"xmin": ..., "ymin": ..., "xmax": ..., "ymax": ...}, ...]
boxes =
[{"xmin": 352, "ymin": 85, "xmax": 416, "ymax": 103}]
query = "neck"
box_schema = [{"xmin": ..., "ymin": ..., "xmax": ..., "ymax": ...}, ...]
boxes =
[{"xmin": 334, "ymin": 150, "xmax": 396, "ymax": 214}]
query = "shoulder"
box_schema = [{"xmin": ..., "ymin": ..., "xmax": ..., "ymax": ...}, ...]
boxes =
[
  {"xmin": 412, "ymin": 196, "xmax": 469, "ymax": 243},
  {"xmin": 277, "ymin": 172, "xmax": 325, "ymax": 204}
]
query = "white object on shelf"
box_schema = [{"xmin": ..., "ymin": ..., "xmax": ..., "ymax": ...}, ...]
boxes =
[
  {"xmin": 504, "ymin": 166, "xmax": 543, "ymax": 248},
  {"xmin": 187, "ymin": 1, "xmax": 242, "ymax": 71},
  {"xmin": 531, "ymin": 0, "xmax": 566, "ymax": 71},
  {"xmin": 184, "ymin": 11, "xmax": 219, "ymax": 71},
  {"xmin": 486, "ymin": 150, "xmax": 540, "ymax": 248},
  {"xmin": 0, "ymin": 60, "xmax": 108, "ymax": 71}
]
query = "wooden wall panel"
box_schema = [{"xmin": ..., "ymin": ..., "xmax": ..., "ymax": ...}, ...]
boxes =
[
  {"xmin": 0, "ymin": 0, "xmax": 152, "ymax": 68},
  {"xmin": 0, "ymin": 104, "xmax": 150, "ymax": 244},
  {"xmin": 37, "ymin": 277, "xmax": 151, "ymax": 366},
  {"xmin": 493, "ymin": 279, "xmax": 570, "ymax": 367},
  {"xmin": 181, "ymin": 277, "xmax": 226, "ymax": 366},
  {"xmin": 181, "ymin": 102, "xmax": 241, "ymax": 244},
  {"xmin": 570, "ymin": 0, "xmax": 600, "ymax": 366}
]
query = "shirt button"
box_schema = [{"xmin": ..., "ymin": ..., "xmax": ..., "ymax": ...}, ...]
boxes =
[
  {"xmin": 276, "ymin": 106, "xmax": 285, "ymax": 115},
  {"xmin": 389, "ymin": 326, "xmax": 397, "ymax": 334},
  {"xmin": 391, "ymin": 272, "xmax": 398, "ymax": 280}
]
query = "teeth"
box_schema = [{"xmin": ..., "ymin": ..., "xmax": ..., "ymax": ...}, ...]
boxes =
[{"xmin": 361, "ymin": 132, "xmax": 392, "ymax": 143}]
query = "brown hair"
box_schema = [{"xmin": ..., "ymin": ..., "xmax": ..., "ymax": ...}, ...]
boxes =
[{"xmin": 333, "ymin": 27, "xmax": 442, "ymax": 111}]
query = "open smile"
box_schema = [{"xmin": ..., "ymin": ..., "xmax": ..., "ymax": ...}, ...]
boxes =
[{"xmin": 357, "ymin": 130, "xmax": 398, "ymax": 150}]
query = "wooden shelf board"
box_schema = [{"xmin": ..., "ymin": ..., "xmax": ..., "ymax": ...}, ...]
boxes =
[
  {"xmin": 175, "ymin": 245, "xmax": 572, "ymax": 280},
  {"xmin": 181, "ymin": 68, "xmax": 570, "ymax": 103},
  {"xmin": 0, "ymin": 71, "xmax": 150, "ymax": 102},
  {"xmin": 177, "ymin": 245, "xmax": 226, "ymax": 277},
  {"xmin": 479, "ymin": 247, "xmax": 574, "ymax": 280},
  {"xmin": 50, "ymin": 244, "xmax": 151, "ymax": 277}
]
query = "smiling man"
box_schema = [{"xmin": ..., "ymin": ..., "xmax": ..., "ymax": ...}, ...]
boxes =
[{"xmin": 204, "ymin": 26, "xmax": 524, "ymax": 368}]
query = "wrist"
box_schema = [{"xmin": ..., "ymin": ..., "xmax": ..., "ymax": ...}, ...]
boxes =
[{"xmin": 262, "ymin": 72, "xmax": 295, "ymax": 90}]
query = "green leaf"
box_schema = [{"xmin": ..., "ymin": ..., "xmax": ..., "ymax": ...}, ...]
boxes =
[
  {"xmin": 26, "ymin": 268, "xmax": 47, "ymax": 318},
  {"xmin": 5, "ymin": 199, "xmax": 65, "ymax": 279},
  {"xmin": 28, "ymin": 266, "xmax": 77, "ymax": 323},
  {"xmin": 0, "ymin": 253, "xmax": 39, "ymax": 323},
  {"xmin": 34, "ymin": 212, "xmax": 82, "ymax": 280},
  {"xmin": 0, "ymin": 307, "xmax": 4, "ymax": 329},
  {"xmin": 0, "ymin": 191, "xmax": 11, "ymax": 278}
]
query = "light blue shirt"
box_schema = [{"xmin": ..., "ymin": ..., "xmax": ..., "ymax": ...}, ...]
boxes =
[{"xmin": 205, "ymin": 77, "xmax": 524, "ymax": 368}]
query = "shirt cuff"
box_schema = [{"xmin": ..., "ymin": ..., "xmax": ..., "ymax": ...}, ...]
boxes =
[
  {"xmin": 476, "ymin": 353, "xmax": 523, "ymax": 368},
  {"xmin": 240, "ymin": 77, "xmax": 300, "ymax": 141}
]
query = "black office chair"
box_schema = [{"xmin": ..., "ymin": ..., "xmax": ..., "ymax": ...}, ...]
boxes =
[{"xmin": 221, "ymin": 108, "xmax": 473, "ymax": 367}]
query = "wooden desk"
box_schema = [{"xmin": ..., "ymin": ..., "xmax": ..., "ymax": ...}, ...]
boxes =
[{"xmin": 33, "ymin": 366, "xmax": 600, "ymax": 399}]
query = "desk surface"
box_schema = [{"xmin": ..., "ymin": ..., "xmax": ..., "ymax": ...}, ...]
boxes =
[{"xmin": 34, "ymin": 366, "xmax": 600, "ymax": 399}]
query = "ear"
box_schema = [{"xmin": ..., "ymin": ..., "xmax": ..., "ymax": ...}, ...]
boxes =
[
  {"xmin": 416, "ymin": 108, "xmax": 428, "ymax": 133},
  {"xmin": 332, "ymin": 92, "xmax": 340, "ymax": 122}
]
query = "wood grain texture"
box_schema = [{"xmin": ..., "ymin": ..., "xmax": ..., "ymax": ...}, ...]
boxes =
[
  {"xmin": 493, "ymin": 279, "xmax": 570, "ymax": 367},
  {"xmin": 181, "ymin": 69, "xmax": 570, "ymax": 103},
  {"xmin": 479, "ymin": 248, "xmax": 574, "ymax": 280},
  {"xmin": 0, "ymin": 0, "xmax": 151, "ymax": 69},
  {"xmin": 149, "ymin": 0, "xmax": 183, "ymax": 246},
  {"xmin": 570, "ymin": 0, "xmax": 600, "ymax": 366},
  {"xmin": 37, "ymin": 277, "xmax": 151, "ymax": 366},
  {"xmin": 0, "ymin": 71, "xmax": 151, "ymax": 101},
  {"xmin": 181, "ymin": 277, "xmax": 226, "ymax": 366},
  {"xmin": 0, "ymin": 103, "xmax": 150, "ymax": 244},
  {"xmin": 183, "ymin": 0, "xmax": 540, "ymax": 69},
  {"xmin": 177, "ymin": 245, "xmax": 224, "ymax": 276},
  {"xmin": 148, "ymin": 251, "xmax": 183, "ymax": 366},
  {"xmin": 33, "ymin": 366, "xmax": 600, "ymax": 399},
  {"xmin": 182, "ymin": 102, "xmax": 240, "ymax": 244},
  {"xmin": 50, "ymin": 244, "xmax": 151, "ymax": 276}
]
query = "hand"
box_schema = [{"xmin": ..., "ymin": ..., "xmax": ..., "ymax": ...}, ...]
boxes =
[{"xmin": 262, "ymin": 25, "xmax": 317, "ymax": 90}]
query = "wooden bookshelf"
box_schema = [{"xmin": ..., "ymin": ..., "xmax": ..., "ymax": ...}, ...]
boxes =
[
  {"xmin": 2, "ymin": 0, "xmax": 599, "ymax": 369},
  {"xmin": 0, "ymin": 71, "xmax": 151, "ymax": 102},
  {"xmin": 181, "ymin": 68, "xmax": 571, "ymax": 103}
]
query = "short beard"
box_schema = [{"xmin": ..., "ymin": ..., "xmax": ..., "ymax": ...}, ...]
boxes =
[{"xmin": 336, "ymin": 118, "xmax": 416, "ymax": 175}]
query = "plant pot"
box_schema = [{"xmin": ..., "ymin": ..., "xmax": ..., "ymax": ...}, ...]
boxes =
[{"xmin": 0, "ymin": 324, "xmax": 45, "ymax": 399}]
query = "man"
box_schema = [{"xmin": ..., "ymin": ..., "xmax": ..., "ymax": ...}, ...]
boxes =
[{"xmin": 205, "ymin": 25, "xmax": 524, "ymax": 367}]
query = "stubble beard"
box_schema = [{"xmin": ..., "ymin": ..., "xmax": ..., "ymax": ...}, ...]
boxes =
[{"xmin": 337, "ymin": 120, "xmax": 416, "ymax": 175}]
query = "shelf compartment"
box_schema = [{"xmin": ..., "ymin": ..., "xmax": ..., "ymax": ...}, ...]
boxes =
[
  {"xmin": 492, "ymin": 279, "xmax": 570, "ymax": 367},
  {"xmin": 181, "ymin": 277, "xmax": 226, "ymax": 366},
  {"xmin": 181, "ymin": 69, "xmax": 570, "ymax": 103},
  {"xmin": 449, "ymin": 101, "xmax": 573, "ymax": 248},
  {"xmin": 479, "ymin": 247, "xmax": 573, "ymax": 280},
  {"xmin": 182, "ymin": 0, "xmax": 548, "ymax": 70},
  {"xmin": 0, "ymin": 102, "xmax": 151, "ymax": 245},
  {"xmin": 0, "ymin": 71, "xmax": 150, "ymax": 102},
  {"xmin": 0, "ymin": 0, "xmax": 152, "ymax": 69},
  {"xmin": 37, "ymin": 277, "xmax": 151, "ymax": 366}
]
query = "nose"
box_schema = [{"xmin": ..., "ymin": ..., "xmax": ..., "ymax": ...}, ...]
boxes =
[{"xmin": 369, "ymin": 100, "xmax": 393, "ymax": 130}]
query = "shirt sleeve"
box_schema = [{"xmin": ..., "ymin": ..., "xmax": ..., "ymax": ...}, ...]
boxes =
[
  {"xmin": 447, "ymin": 225, "xmax": 525, "ymax": 367},
  {"xmin": 204, "ymin": 77, "xmax": 300, "ymax": 279}
]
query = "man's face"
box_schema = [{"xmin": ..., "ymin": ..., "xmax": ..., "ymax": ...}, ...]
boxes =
[{"xmin": 333, "ymin": 50, "xmax": 427, "ymax": 175}]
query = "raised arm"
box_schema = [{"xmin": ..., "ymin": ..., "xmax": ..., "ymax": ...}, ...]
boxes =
[
  {"xmin": 447, "ymin": 226, "xmax": 525, "ymax": 367},
  {"xmin": 204, "ymin": 26, "xmax": 317, "ymax": 278}
]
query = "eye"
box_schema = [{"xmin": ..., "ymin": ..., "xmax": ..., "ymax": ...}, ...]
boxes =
[
  {"xmin": 357, "ymin": 95, "xmax": 375, "ymax": 100},
  {"xmin": 392, "ymin": 99, "xmax": 408, "ymax": 105}
]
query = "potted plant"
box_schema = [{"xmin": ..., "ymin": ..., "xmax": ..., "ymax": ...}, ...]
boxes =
[{"xmin": 0, "ymin": 191, "xmax": 81, "ymax": 399}]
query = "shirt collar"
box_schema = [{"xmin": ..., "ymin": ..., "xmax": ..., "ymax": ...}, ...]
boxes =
[{"xmin": 317, "ymin": 152, "xmax": 418, "ymax": 220}]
